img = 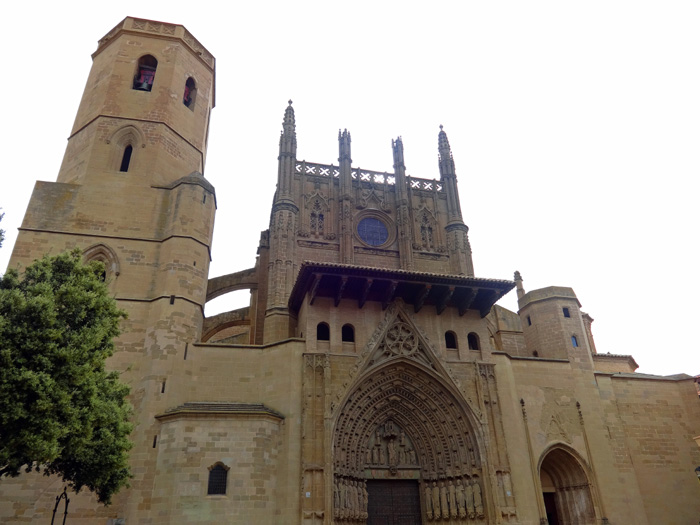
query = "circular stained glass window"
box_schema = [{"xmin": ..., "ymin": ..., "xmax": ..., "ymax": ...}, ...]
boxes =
[{"xmin": 357, "ymin": 217, "xmax": 389, "ymax": 246}]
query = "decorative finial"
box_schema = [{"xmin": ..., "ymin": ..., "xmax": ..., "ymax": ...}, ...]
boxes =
[
  {"xmin": 439, "ymin": 124, "xmax": 443, "ymax": 130},
  {"xmin": 288, "ymin": 99, "xmax": 293, "ymax": 105}
]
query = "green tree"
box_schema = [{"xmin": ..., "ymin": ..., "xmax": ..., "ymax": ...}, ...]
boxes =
[
  {"xmin": 0, "ymin": 249, "xmax": 132, "ymax": 504},
  {"xmin": 0, "ymin": 209, "xmax": 5, "ymax": 248}
]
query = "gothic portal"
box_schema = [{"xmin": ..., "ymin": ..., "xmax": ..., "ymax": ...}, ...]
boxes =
[{"xmin": 2, "ymin": 17, "xmax": 700, "ymax": 525}]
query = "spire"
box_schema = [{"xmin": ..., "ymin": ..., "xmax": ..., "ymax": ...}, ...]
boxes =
[
  {"xmin": 277, "ymin": 100, "xmax": 297, "ymax": 198},
  {"xmin": 514, "ymin": 270, "xmax": 525, "ymax": 299},
  {"xmin": 338, "ymin": 129, "xmax": 352, "ymax": 164},
  {"xmin": 282, "ymin": 99, "xmax": 296, "ymax": 136},
  {"xmin": 279, "ymin": 99, "xmax": 297, "ymax": 159},
  {"xmin": 438, "ymin": 125, "xmax": 455, "ymax": 180},
  {"xmin": 392, "ymin": 136, "xmax": 405, "ymax": 171}
]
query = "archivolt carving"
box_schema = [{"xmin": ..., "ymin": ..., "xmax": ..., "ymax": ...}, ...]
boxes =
[{"xmin": 333, "ymin": 363, "xmax": 482, "ymax": 479}]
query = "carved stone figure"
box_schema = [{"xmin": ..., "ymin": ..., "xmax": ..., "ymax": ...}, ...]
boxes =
[
  {"xmin": 425, "ymin": 483, "xmax": 434, "ymax": 520},
  {"xmin": 350, "ymin": 480, "xmax": 359, "ymax": 519},
  {"xmin": 372, "ymin": 444, "xmax": 379, "ymax": 464},
  {"xmin": 456, "ymin": 479, "xmax": 467, "ymax": 519},
  {"xmin": 431, "ymin": 482, "xmax": 441, "ymax": 520},
  {"xmin": 448, "ymin": 479, "xmax": 457, "ymax": 519},
  {"xmin": 465, "ymin": 479, "xmax": 475, "ymax": 519},
  {"xmin": 440, "ymin": 481, "xmax": 449, "ymax": 520},
  {"xmin": 408, "ymin": 447, "xmax": 416, "ymax": 464},
  {"xmin": 473, "ymin": 480, "xmax": 484, "ymax": 518},
  {"xmin": 388, "ymin": 438, "xmax": 397, "ymax": 465},
  {"xmin": 339, "ymin": 478, "xmax": 347, "ymax": 519},
  {"xmin": 334, "ymin": 479, "xmax": 340, "ymax": 519}
]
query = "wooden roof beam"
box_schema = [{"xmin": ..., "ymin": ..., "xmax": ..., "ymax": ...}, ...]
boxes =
[
  {"xmin": 358, "ymin": 278, "xmax": 373, "ymax": 309},
  {"xmin": 309, "ymin": 273, "xmax": 322, "ymax": 305},
  {"xmin": 382, "ymin": 280, "xmax": 399, "ymax": 310},
  {"xmin": 414, "ymin": 284, "xmax": 432, "ymax": 313},
  {"xmin": 334, "ymin": 276, "xmax": 348, "ymax": 307},
  {"xmin": 436, "ymin": 286, "xmax": 455, "ymax": 315},
  {"xmin": 458, "ymin": 288, "xmax": 477, "ymax": 316},
  {"xmin": 479, "ymin": 289, "xmax": 500, "ymax": 317}
]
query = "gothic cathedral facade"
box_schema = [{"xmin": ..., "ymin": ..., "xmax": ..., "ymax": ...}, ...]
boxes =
[{"xmin": 3, "ymin": 17, "xmax": 700, "ymax": 525}]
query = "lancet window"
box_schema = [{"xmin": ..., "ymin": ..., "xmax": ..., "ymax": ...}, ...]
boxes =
[
  {"xmin": 418, "ymin": 210, "xmax": 436, "ymax": 251},
  {"xmin": 310, "ymin": 198, "xmax": 325, "ymax": 236}
]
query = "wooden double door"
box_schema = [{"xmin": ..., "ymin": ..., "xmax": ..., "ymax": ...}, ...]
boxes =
[{"xmin": 366, "ymin": 480, "xmax": 422, "ymax": 525}]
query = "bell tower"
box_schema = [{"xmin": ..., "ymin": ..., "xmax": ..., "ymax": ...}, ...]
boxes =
[
  {"xmin": 57, "ymin": 17, "xmax": 215, "ymax": 187},
  {"xmin": 6, "ymin": 18, "xmax": 216, "ymax": 522}
]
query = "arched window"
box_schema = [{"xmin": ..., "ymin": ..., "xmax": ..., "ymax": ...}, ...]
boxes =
[
  {"xmin": 317, "ymin": 322, "xmax": 330, "ymax": 341},
  {"xmin": 83, "ymin": 243, "xmax": 120, "ymax": 282},
  {"xmin": 133, "ymin": 55, "xmax": 158, "ymax": 91},
  {"xmin": 445, "ymin": 331, "xmax": 457, "ymax": 349},
  {"xmin": 342, "ymin": 324, "xmax": 354, "ymax": 343},
  {"xmin": 119, "ymin": 145, "xmax": 133, "ymax": 172},
  {"xmin": 468, "ymin": 332, "xmax": 480, "ymax": 351},
  {"xmin": 571, "ymin": 335, "xmax": 579, "ymax": 347},
  {"xmin": 207, "ymin": 462, "xmax": 229, "ymax": 495},
  {"xmin": 183, "ymin": 77, "xmax": 196, "ymax": 109}
]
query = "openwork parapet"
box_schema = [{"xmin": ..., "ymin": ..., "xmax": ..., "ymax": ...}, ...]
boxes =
[{"xmin": 295, "ymin": 161, "xmax": 443, "ymax": 192}]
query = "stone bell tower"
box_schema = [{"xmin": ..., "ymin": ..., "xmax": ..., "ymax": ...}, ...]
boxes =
[{"xmin": 6, "ymin": 18, "xmax": 216, "ymax": 522}]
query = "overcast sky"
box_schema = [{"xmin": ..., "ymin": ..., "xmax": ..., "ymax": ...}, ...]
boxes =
[{"xmin": 2, "ymin": 1, "xmax": 698, "ymax": 376}]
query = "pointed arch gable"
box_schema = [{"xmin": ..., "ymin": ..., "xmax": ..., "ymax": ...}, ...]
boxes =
[
  {"xmin": 331, "ymin": 302, "xmax": 487, "ymax": 470},
  {"xmin": 83, "ymin": 243, "xmax": 120, "ymax": 277},
  {"xmin": 107, "ymin": 124, "xmax": 146, "ymax": 149},
  {"xmin": 107, "ymin": 125, "xmax": 146, "ymax": 172}
]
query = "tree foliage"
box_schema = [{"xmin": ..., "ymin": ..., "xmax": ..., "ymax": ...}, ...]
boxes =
[
  {"xmin": 0, "ymin": 209, "xmax": 5, "ymax": 248},
  {"xmin": 0, "ymin": 249, "xmax": 131, "ymax": 504}
]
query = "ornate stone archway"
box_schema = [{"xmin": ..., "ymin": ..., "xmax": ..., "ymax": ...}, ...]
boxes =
[{"xmin": 331, "ymin": 303, "xmax": 491, "ymax": 523}]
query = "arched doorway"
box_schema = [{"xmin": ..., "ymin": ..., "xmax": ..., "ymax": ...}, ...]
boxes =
[
  {"xmin": 332, "ymin": 361, "xmax": 488, "ymax": 523},
  {"xmin": 539, "ymin": 446, "xmax": 596, "ymax": 525}
]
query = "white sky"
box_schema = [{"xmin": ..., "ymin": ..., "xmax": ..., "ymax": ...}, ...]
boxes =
[{"xmin": 2, "ymin": 2, "xmax": 698, "ymax": 376}]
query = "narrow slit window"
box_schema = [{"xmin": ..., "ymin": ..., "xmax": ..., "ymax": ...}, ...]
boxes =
[
  {"xmin": 563, "ymin": 307, "xmax": 570, "ymax": 318},
  {"xmin": 527, "ymin": 315, "xmax": 532, "ymax": 326},
  {"xmin": 571, "ymin": 335, "xmax": 579, "ymax": 347},
  {"xmin": 119, "ymin": 145, "xmax": 133, "ymax": 172}
]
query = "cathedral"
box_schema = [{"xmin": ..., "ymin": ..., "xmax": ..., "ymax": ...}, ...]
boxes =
[{"xmin": 3, "ymin": 17, "xmax": 700, "ymax": 525}]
